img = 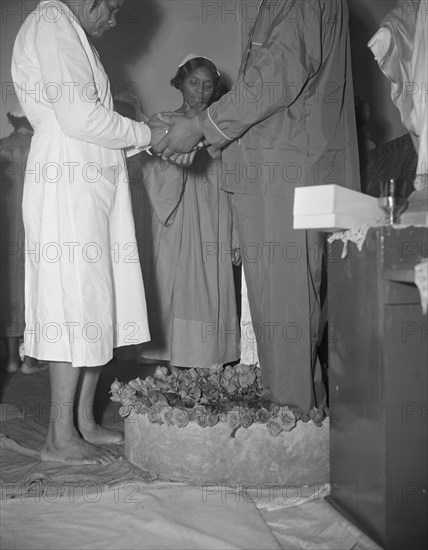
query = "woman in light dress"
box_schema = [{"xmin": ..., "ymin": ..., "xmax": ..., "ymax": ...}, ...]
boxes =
[{"xmin": 139, "ymin": 56, "xmax": 240, "ymax": 369}]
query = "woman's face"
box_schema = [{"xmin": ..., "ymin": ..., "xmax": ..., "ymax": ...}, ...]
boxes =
[
  {"xmin": 79, "ymin": 0, "xmax": 124, "ymax": 39},
  {"xmin": 181, "ymin": 66, "xmax": 215, "ymax": 109}
]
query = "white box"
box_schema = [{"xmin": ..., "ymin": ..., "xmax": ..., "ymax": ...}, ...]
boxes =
[{"xmin": 293, "ymin": 184, "xmax": 384, "ymax": 231}]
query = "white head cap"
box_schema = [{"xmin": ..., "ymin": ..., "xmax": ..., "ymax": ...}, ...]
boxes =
[{"xmin": 178, "ymin": 54, "xmax": 221, "ymax": 77}]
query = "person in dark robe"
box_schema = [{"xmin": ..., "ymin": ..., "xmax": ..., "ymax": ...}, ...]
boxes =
[
  {"xmin": 152, "ymin": 0, "xmax": 360, "ymax": 414},
  {"xmin": 0, "ymin": 105, "xmax": 46, "ymax": 374}
]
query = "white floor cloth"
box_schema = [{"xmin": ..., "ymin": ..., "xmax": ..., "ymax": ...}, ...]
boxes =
[
  {"xmin": 1, "ymin": 482, "xmax": 282, "ymax": 550},
  {"xmin": 0, "ymin": 368, "xmax": 382, "ymax": 550}
]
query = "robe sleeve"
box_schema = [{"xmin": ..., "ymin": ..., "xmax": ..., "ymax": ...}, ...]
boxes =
[
  {"xmin": 34, "ymin": 4, "xmax": 151, "ymax": 149},
  {"xmin": 201, "ymin": 1, "xmax": 323, "ymax": 148}
]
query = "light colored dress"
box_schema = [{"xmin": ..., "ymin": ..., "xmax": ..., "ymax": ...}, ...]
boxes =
[
  {"xmin": 139, "ymin": 149, "xmax": 240, "ymax": 368},
  {"xmin": 11, "ymin": 0, "xmax": 151, "ymax": 367}
]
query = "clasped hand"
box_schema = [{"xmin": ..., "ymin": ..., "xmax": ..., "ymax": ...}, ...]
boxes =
[{"xmin": 147, "ymin": 108, "xmax": 205, "ymax": 167}]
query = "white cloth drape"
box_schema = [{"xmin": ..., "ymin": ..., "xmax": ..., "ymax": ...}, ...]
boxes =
[{"xmin": 368, "ymin": 0, "xmax": 428, "ymax": 191}]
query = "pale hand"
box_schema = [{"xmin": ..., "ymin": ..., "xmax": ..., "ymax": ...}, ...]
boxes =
[
  {"xmin": 147, "ymin": 113, "xmax": 172, "ymax": 147},
  {"xmin": 152, "ymin": 114, "xmax": 204, "ymax": 159},
  {"xmin": 167, "ymin": 150, "xmax": 198, "ymax": 167}
]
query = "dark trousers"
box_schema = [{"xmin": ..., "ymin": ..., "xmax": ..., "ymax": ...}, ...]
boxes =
[{"xmin": 231, "ymin": 193, "xmax": 326, "ymax": 412}]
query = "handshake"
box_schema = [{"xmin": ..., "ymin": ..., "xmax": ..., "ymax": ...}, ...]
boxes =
[{"xmin": 145, "ymin": 107, "xmax": 222, "ymax": 167}]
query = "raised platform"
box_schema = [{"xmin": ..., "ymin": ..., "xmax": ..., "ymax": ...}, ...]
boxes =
[{"xmin": 125, "ymin": 412, "xmax": 329, "ymax": 487}]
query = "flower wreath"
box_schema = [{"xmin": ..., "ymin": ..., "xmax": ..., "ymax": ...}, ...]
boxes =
[{"xmin": 110, "ymin": 364, "xmax": 326, "ymax": 437}]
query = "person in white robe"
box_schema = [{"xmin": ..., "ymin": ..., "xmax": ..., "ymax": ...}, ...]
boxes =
[
  {"xmin": 11, "ymin": 0, "xmax": 168, "ymax": 465},
  {"xmin": 368, "ymin": 0, "xmax": 427, "ymax": 193}
]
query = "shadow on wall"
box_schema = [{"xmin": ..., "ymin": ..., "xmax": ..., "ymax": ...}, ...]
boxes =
[{"xmin": 94, "ymin": 0, "xmax": 164, "ymax": 102}]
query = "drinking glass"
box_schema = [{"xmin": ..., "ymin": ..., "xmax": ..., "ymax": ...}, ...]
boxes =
[{"xmin": 378, "ymin": 179, "xmax": 408, "ymax": 225}]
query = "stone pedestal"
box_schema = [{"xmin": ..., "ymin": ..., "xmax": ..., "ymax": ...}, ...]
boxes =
[{"xmin": 125, "ymin": 413, "xmax": 329, "ymax": 487}]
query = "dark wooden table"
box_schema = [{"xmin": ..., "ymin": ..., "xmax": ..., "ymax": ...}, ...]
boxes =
[{"xmin": 327, "ymin": 225, "xmax": 427, "ymax": 550}]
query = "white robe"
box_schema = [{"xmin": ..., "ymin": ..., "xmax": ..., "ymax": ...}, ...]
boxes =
[
  {"xmin": 368, "ymin": 0, "xmax": 427, "ymax": 191},
  {"xmin": 11, "ymin": 0, "xmax": 151, "ymax": 366}
]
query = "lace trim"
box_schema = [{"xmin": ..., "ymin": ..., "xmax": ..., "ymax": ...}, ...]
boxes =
[{"xmin": 327, "ymin": 224, "xmax": 371, "ymax": 259}]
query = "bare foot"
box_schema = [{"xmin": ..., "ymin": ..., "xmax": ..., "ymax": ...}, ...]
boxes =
[
  {"xmin": 5, "ymin": 361, "xmax": 20, "ymax": 373},
  {"xmin": 80, "ymin": 424, "xmax": 124, "ymax": 445},
  {"xmin": 21, "ymin": 356, "xmax": 49, "ymax": 374},
  {"xmin": 41, "ymin": 434, "xmax": 119, "ymax": 466}
]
